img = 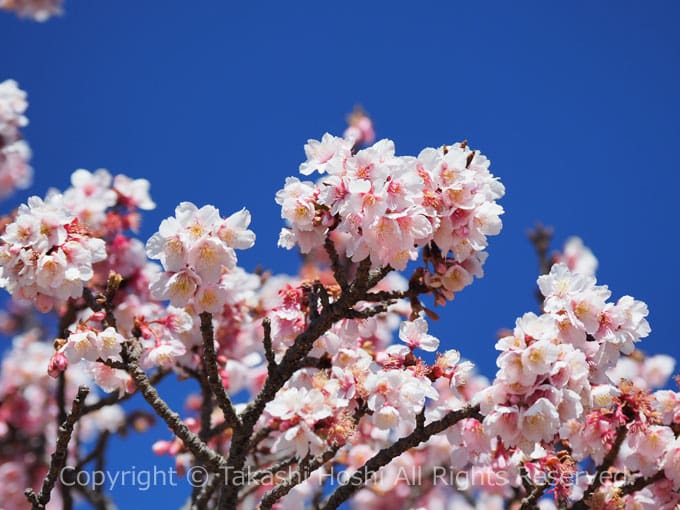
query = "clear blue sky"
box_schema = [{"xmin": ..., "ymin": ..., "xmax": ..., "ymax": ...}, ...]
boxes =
[{"xmin": 1, "ymin": 1, "xmax": 679, "ymax": 507}]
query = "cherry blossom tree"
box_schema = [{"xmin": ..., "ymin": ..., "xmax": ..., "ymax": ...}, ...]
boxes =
[{"xmin": 0, "ymin": 10, "xmax": 679, "ymax": 510}]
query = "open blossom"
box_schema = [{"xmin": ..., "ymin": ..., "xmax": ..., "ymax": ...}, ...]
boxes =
[
  {"xmin": 140, "ymin": 339, "xmax": 186, "ymax": 369},
  {"xmin": 620, "ymin": 426, "xmax": 675, "ymax": 477},
  {"xmin": 60, "ymin": 326, "xmax": 124, "ymax": 364},
  {"xmin": 399, "ymin": 317, "xmax": 439, "ymax": 352},
  {"xmin": 265, "ymin": 384, "xmax": 347, "ymax": 457},
  {"xmin": 520, "ymin": 398, "xmax": 560, "ymax": 445},
  {"xmin": 146, "ymin": 202, "xmax": 255, "ymax": 312},
  {"xmin": 364, "ymin": 369, "xmax": 438, "ymax": 432},
  {"xmin": 0, "ymin": 0, "xmax": 63, "ymax": 21},
  {"xmin": 556, "ymin": 237, "xmax": 598, "ymax": 277},
  {"xmin": 277, "ymin": 135, "xmax": 504, "ymax": 286},
  {"xmin": 0, "ymin": 79, "xmax": 27, "ymax": 138},
  {"xmin": 113, "ymin": 174, "xmax": 156, "ymax": 211},
  {"xmin": 61, "ymin": 168, "xmax": 156, "ymax": 233},
  {"xmin": 663, "ymin": 437, "xmax": 680, "ymax": 489},
  {"xmin": 0, "ymin": 192, "xmax": 106, "ymax": 312},
  {"xmin": 62, "ymin": 169, "xmax": 118, "ymax": 229},
  {"xmin": 0, "ymin": 80, "xmax": 32, "ymax": 199}
]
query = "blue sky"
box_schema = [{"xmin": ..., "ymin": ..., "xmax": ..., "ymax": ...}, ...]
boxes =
[{"xmin": 1, "ymin": 1, "xmax": 679, "ymax": 507}]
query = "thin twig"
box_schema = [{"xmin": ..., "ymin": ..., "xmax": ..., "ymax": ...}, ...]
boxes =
[
  {"xmin": 572, "ymin": 425, "xmax": 627, "ymax": 510},
  {"xmin": 319, "ymin": 405, "xmax": 482, "ymax": 510},
  {"xmin": 259, "ymin": 447, "xmax": 339, "ymax": 509},
  {"xmin": 25, "ymin": 386, "xmax": 90, "ymax": 509},
  {"xmin": 124, "ymin": 345, "xmax": 227, "ymax": 471},
  {"xmin": 519, "ymin": 481, "xmax": 549, "ymax": 510}
]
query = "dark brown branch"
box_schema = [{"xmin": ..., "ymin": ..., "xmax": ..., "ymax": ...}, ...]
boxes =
[
  {"xmin": 248, "ymin": 426, "xmax": 274, "ymax": 453},
  {"xmin": 249, "ymin": 456, "xmax": 299, "ymax": 484},
  {"xmin": 320, "ymin": 405, "xmax": 482, "ymax": 510},
  {"xmin": 103, "ymin": 272, "xmax": 122, "ymax": 329},
  {"xmin": 75, "ymin": 431, "xmax": 110, "ymax": 471},
  {"xmin": 620, "ymin": 470, "xmax": 666, "ymax": 496},
  {"xmin": 528, "ymin": 223, "xmax": 554, "ymax": 277},
  {"xmin": 124, "ymin": 345, "xmax": 227, "ymax": 471},
  {"xmin": 528, "ymin": 223, "xmax": 554, "ymax": 309},
  {"xmin": 191, "ymin": 471, "xmax": 224, "ymax": 510},
  {"xmin": 73, "ymin": 483, "xmax": 118, "ymax": 510},
  {"xmin": 324, "ymin": 236, "xmax": 347, "ymax": 290},
  {"xmin": 520, "ymin": 481, "xmax": 549, "ymax": 510},
  {"xmin": 260, "ymin": 447, "xmax": 340, "ymax": 510},
  {"xmin": 199, "ymin": 312, "xmax": 240, "ymax": 428},
  {"xmin": 25, "ymin": 385, "xmax": 90, "ymax": 510},
  {"xmin": 262, "ymin": 317, "xmax": 277, "ymax": 371},
  {"xmin": 573, "ymin": 425, "xmax": 627, "ymax": 510}
]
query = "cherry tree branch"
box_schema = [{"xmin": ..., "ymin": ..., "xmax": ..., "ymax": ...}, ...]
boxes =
[
  {"xmin": 572, "ymin": 425, "xmax": 627, "ymax": 510},
  {"xmin": 123, "ymin": 344, "xmax": 227, "ymax": 471},
  {"xmin": 218, "ymin": 259, "xmax": 393, "ymax": 509},
  {"xmin": 191, "ymin": 471, "xmax": 225, "ymax": 510},
  {"xmin": 620, "ymin": 470, "xmax": 666, "ymax": 496},
  {"xmin": 319, "ymin": 405, "xmax": 482, "ymax": 510},
  {"xmin": 520, "ymin": 481, "xmax": 549, "ymax": 510},
  {"xmin": 259, "ymin": 446, "xmax": 340, "ymax": 510},
  {"xmin": 199, "ymin": 311, "xmax": 241, "ymax": 429},
  {"xmin": 25, "ymin": 385, "xmax": 90, "ymax": 510}
]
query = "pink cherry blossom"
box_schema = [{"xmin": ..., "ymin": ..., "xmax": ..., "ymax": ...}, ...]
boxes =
[
  {"xmin": 0, "ymin": 80, "xmax": 32, "ymax": 199},
  {"xmin": 0, "ymin": 0, "xmax": 63, "ymax": 21},
  {"xmin": 146, "ymin": 202, "xmax": 255, "ymax": 312},
  {"xmin": 398, "ymin": 317, "xmax": 439, "ymax": 352}
]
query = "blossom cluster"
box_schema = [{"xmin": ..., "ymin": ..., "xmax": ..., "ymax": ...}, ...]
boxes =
[
  {"xmin": 146, "ymin": 202, "xmax": 255, "ymax": 312},
  {"xmin": 0, "ymin": 0, "xmax": 63, "ymax": 21},
  {"xmin": 478, "ymin": 262, "xmax": 651, "ymax": 453},
  {"xmin": 0, "ymin": 80, "xmax": 32, "ymax": 200},
  {"xmin": 62, "ymin": 168, "xmax": 155, "ymax": 235},
  {"xmin": 276, "ymin": 134, "xmax": 504, "ymax": 301},
  {"xmin": 0, "ymin": 192, "xmax": 106, "ymax": 312},
  {"xmin": 0, "ymin": 166, "xmax": 155, "ymax": 313}
]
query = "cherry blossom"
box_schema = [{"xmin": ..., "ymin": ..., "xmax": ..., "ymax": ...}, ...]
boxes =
[
  {"xmin": 0, "ymin": 0, "xmax": 63, "ymax": 21},
  {"xmin": 277, "ymin": 135, "xmax": 504, "ymax": 286},
  {"xmin": 0, "ymin": 80, "xmax": 32, "ymax": 199},
  {"xmin": 0, "ymin": 192, "xmax": 106, "ymax": 312},
  {"xmin": 146, "ymin": 202, "xmax": 255, "ymax": 312}
]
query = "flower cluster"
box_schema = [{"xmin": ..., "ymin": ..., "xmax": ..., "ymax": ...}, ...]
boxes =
[
  {"xmin": 0, "ymin": 0, "xmax": 63, "ymax": 21},
  {"xmin": 59, "ymin": 324, "xmax": 125, "ymax": 365},
  {"xmin": 478, "ymin": 262, "xmax": 651, "ymax": 454},
  {"xmin": 146, "ymin": 202, "xmax": 255, "ymax": 312},
  {"xmin": 276, "ymin": 134, "xmax": 504, "ymax": 301},
  {"xmin": 0, "ymin": 80, "xmax": 32, "ymax": 200},
  {"xmin": 62, "ymin": 168, "xmax": 155, "ymax": 234},
  {"xmin": 0, "ymin": 192, "xmax": 106, "ymax": 312}
]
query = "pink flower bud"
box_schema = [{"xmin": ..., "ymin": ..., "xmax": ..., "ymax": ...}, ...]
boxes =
[{"xmin": 47, "ymin": 351, "xmax": 68, "ymax": 378}]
